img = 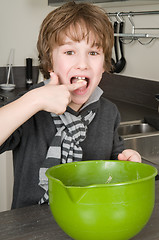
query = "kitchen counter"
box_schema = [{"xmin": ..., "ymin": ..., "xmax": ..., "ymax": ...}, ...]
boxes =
[
  {"xmin": 0, "ymin": 180, "xmax": 158, "ymax": 240},
  {"xmin": 0, "ymin": 88, "xmax": 27, "ymax": 107}
]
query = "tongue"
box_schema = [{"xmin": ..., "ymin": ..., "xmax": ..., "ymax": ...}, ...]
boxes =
[{"xmin": 71, "ymin": 78, "xmax": 87, "ymax": 92}]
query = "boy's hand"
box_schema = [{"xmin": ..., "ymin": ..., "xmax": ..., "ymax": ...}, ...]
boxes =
[
  {"xmin": 49, "ymin": 72, "xmax": 86, "ymax": 92},
  {"xmin": 37, "ymin": 72, "xmax": 86, "ymax": 114},
  {"xmin": 118, "ymin": 149, "xmax": 141, "ymax": 163},
  {"xmin": 0, "ymin": 72, "xmax": 86, "ymax": 145}
]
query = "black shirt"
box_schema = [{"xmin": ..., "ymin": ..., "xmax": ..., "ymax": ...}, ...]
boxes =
[{"xmin": 0, "ymin": 96, "xmax": 124, "ymax": 209}]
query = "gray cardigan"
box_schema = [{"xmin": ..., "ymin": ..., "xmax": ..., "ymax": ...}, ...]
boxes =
[{"xmin": 0, "ymin": 91, "xmax": 124, "ymax": 209}]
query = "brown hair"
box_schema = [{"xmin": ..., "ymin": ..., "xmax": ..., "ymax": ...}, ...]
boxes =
[{"xmin": 37, "ymin": 1, "xmax": 114, "ymax": 79}]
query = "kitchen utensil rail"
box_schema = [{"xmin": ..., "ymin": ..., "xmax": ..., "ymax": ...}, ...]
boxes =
[
  {"xmin": 107, "ymin": 10, "xmax": 159, "ymax": 41},
  {"xmin": 108, "ymin": 10, "xmax": 159, "ymax": 17},
  {"xmin": 114, "ymin": 33, "xmax": 159, "ymax": 39}
]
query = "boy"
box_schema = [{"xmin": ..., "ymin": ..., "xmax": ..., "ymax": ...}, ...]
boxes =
[{"xmin": 0, "ymin": 1, "xmax": 141, "ymax": 209}]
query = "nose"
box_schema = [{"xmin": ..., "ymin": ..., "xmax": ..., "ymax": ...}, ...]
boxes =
[{"xmin": 75, "ymin": 53, "xmax": 89, "ymax": 70}]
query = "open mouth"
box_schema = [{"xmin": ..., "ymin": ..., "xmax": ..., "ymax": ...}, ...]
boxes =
[{"xmin": 71, "ymin": 76, "xmax": 89, "ymax": 87}]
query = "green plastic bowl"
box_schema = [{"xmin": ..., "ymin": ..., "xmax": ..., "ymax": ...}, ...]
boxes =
[{"xmin": 46, "ymin": 160, "xmax": 157, "ymax": 240}]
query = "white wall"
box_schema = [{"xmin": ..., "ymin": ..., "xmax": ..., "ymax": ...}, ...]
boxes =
[
  {"xmin": 0, "ymin": 0, "xmax": 159, "ymax": 81},
  {"xmin": 0, "ymin": 0, "xmax": 53, "ymax": 67},
  {"xmin": 105, "ymin": 3, "xmax": 159, "ymax": 81}
]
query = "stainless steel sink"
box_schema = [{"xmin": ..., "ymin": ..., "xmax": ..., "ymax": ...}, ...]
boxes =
[
  {"xmin": 124, "ymin": 134, "xmax": 159, "ymax": 168},
  {"xmin": 118, "ymin": 121, "xmax": 157, "ymax": 137},
  {"xmin": 119, "ymin": 121, "xmax": 159, "ymax": 169}
]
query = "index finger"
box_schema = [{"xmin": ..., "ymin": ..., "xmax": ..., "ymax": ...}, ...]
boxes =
[{"xmin": 67, "ymin": 80, "xmax": 87, "ymax": 92}]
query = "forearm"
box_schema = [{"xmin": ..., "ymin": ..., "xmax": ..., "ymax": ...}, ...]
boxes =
[
  {"xmin": 0, "ymin": 89, "xmax": 40, "ymax": 146},
  {"xmin": 0, "ymin": 77, "xmax": 87, "ymax": 146}
]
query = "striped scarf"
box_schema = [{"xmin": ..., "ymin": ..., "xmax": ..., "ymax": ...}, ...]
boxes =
[
  {"xmin": 49, "ymin": 110, "xmax": 95, "ymax": 163},
  {"xmin": 38, "ymin": 86, "xmax": 103, "ymax": 204}
]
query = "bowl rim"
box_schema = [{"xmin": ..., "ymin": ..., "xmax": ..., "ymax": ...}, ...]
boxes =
[{"xmin": 46, "ymin": 160, "xmax": 158, "ymax": 188}]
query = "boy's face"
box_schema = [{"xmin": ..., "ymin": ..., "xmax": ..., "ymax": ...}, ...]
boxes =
[{"xmin": 52, "ymin": 34, "xmax": 105, "ymax": 111}]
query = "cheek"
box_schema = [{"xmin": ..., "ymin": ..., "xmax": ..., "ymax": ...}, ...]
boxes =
[
  {"xmin": 53, "ymin": 62, "xmax": 70, "ymax": 84},
  {"xmin": 53, "ymin": 56, "xmax": 69, "ymax": 73},
  {"xmin": 93, "ymin": 56, "xmax": 105, "ymax": 73},
  {"xmin": 95, "ymin": 67, "xmax": 104, "ymax": 85},
  {"xmin": 96, "ymin": 61, "xmax": 105, "ymax": 77}
]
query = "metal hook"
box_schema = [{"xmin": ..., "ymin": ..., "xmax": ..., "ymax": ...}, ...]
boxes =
[
  {"xmin": 107, "ymin": 14, "xmax": 113, "ymax": 23},
  {"xmin": 116, "ymin": 13, "xmax": 133, "ymax": 44},
  {"xmin": 114, "ymin": 12, "xmax": 121, "ymax": 23},
  {"xmin": 137, "ymin": 37, "xmax": 155, "ymax": 45},
  {"xmin": 116, "ymin": 12, "xmax": 125, "ymax": 23},
  {"xmin": 120, "ymin": 38, "xmax": 134, "ymax": 45},
  {"xmin": 128, "ymin": 13, "xmax": 135, "ymax": 35}
]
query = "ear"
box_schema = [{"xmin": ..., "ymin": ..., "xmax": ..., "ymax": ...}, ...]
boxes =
[
  {"xmin": 48, "ymin": 68, "xmax": 53, "ymax": 73},
  {"xmin": 102, "ymin": 60, "xmax": 106, "ymax": 73},
  {"xmin": 48, "ymin": 60, "xmax": 54, "ymax": 73},
  {"xmin": 49, "ymin": 72, "xmax": 59, "ymax": 85},
  {"xmin": 101, "ymin": 65, "xmax": 105, "ymax": 74}
]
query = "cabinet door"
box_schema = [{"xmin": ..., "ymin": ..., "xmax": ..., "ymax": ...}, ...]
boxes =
[{"xmin": 0, "ymin": 151, "xmax": 13, "ymax": 212}]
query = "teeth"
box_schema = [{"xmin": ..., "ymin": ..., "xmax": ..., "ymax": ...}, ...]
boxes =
[
  {"xmin": 75, "ymin": 77, "xmax": 86, "ymax": 80},
  {"xmin": 71, "ymin": 76, "xmax": 88, "ymax": 86}
]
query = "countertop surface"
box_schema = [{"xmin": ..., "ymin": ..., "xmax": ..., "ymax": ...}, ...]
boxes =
[
  {"xmin": 0, "ymin": 180, "xmax": 158, "ymax": 240},
  {"xmin": 0, "ymin": 88, "xmax": 27, "ymax": 107}
]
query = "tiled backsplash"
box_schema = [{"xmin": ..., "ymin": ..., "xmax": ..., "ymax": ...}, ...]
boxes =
[{"xmin": 99, "ymin": 72, "xmax": 159, "ymax": 110}]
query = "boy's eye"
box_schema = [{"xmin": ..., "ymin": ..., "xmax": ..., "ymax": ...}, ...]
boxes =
[
  {"xmin": 89, "ymin": 51, "xmax": 99, "ymax": 56},
  {"xmin": 65, "ymin": 51, "xmax": 75, "ymax": 55}
]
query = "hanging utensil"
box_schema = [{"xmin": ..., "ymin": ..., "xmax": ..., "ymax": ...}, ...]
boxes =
[
  {"xmin": 115, "ymin": 22, "xmax": 126, "ymax": 73},
  {"xmin": 110, "ymin": 21, "xmax": 119, "ymax": 73}
]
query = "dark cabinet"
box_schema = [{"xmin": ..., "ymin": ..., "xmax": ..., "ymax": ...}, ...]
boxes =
[{"xmin": 48, "ymin": 0, "xmax": 123, "ymax": 6}]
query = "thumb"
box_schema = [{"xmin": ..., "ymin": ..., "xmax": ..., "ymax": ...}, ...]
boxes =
[
  {"xmin": 118, "ymin": 153, "xmax": 127, "ymax": 161},
  {"xmin": 67, "ymin": 80, "xmax": 87, "ymax": 92},
  {"xmin": 49, "ymin": 72, "xmax": 59, "ymax": 85}
]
